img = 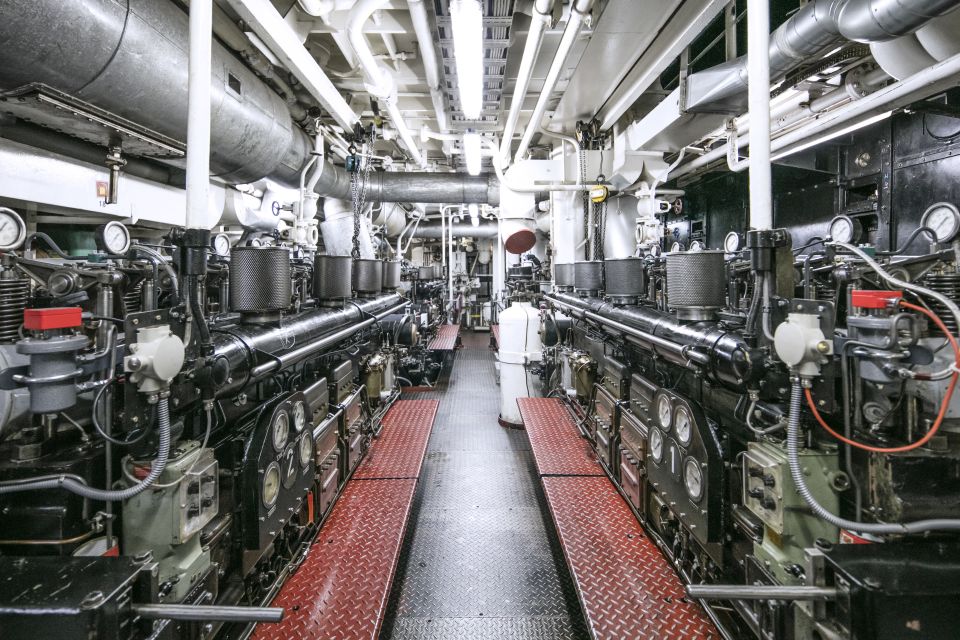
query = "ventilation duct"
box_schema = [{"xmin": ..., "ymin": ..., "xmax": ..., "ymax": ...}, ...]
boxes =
[{"xmin": 404, "ymin": 222, "xmax": 499, "ymax": 239}]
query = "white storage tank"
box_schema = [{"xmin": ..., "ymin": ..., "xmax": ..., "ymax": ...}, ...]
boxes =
[{"xmin": 497, "ymin": 301, "xmax": 543, "ymax": 427}]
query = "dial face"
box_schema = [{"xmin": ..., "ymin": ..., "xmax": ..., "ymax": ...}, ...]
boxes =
[
  {"xmin": 648, "ymin": 244, "xmax": 662, "ymax": 257},
  {"xmin": 271, "ymin": 411, "xmax": 290, "ymax": 452},
  {"xmin": 689, "ymin": 240, "xmax": 703, "ymax": 252},
  {"xmin": 670, "ymin": 241, "xmax": 683, "ymax": 252},
  {"xmin": 828, "ymin": 215, "xmax": 860, "ymax": 243},
  {"xmin": 723, "ymin": 231, "xmax": 741, "ymax": 253},
  {"xmin": 213, "ymin": 233, "xmax": 231, "ymax": 257},
  {"xmin": 0, "ymin": 209, "xmax": 26, "ymax": 250},
  {"xmin": 674, "ymin": 405, "xmax": 693, "ymax": 446},
  {"xmin": 683, "ymin": 457, "xmax": 705, "ymax": 502},
  {"xmin": 262, "ymin": 462, "xmax": 281, "ymax": 509},
  {"xmin": 656, "ymin": 394, "xmax": 673, "ymax": 430},
  {"xmin": 921, "ymin": 202, "xmax": 960, "ymax": 243},
  {"xmin": 299, "ymin": 433, "xmax": 313, "ymax": 467},
  {"xmin": 101, "ymin": 221, "xmax": 131, "ymax": 254},
  {"xmin": 292, "ymin": 401, "xmax": 306, "ymax": 432},
  {"xmin": 649, "ymin": 428, "xmax": 664, "ymax": 464}
]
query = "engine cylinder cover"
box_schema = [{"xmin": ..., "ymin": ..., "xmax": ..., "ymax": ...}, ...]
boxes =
[
  {"xmin": 353, "ymin": 259, "xmax": 383, "ymax": 295},
  {"xmin": 229, "ymin": 246, "xmax": 292, "ymax": 313},
  {"xmin": 604, "ymin": 257, "xmax": 645, "ymax": 302},
  {"xmin": 666, "ymin": 251, "xmax": 726, "ymax": 320},
  {"xmin": 314, "ymin": 255, "xmax": 353, "ymax": 302},
  {"xmin": 554, "ymin": 263, "xmax": 575, "ymax": 288},
  {"xmin": 574, "ymin": 260, "xmax": 603, "ymax": 296},
  {"xmin": 381, "ymin": 260, "xmax": 401, "ymax": 290}
]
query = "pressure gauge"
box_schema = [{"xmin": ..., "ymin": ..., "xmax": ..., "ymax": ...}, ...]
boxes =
[
  {"xmin": 921, "ymin": 202, "xmax": 960, "ymax": 243},
  {"xmin": 0, "ymin": 208, "xmax": 26, "ymax": 250},
  {"xmin": 262, "ymin": 462, "xmax": 281, "ymax": 508},
  {"xmin": 670, "ymin": 241, "xmax": 683, "ymax": 252},
  {"xmin": 828, "ymin": 215, "xmax": 862, "ymax": 244},
  {"xmin": 212, "ymin": 233, "xmax": 232, "ymax": 257},
  {"xmin": 689, "ymin": 240, "xmax": 704, "ymax": 252},
  {"xmin": 647, "ymin": 244, "xmax": 662, "ymax": 257},
  {"xmin": 298, "ymin": 433, "xmax": 313, "ymax": 468},
  {"xmin": 292, "ymin": 400, "xmax": 306, "ymax": 433},
  {"xmin": 656, "ymin": 393, "xmax": 673, "ymax": 430},
  {"xmin": 649, "ymin": 428, "xmax": 664, "ymax": 464},
  {"xmin": 683, "ymin": 457, "xmax": 705, "ymax": 502},
  {"xmin": 271, "ymin": 411, "xmax": 290, "ymax": 452},
  {"xmin": 723, "ymin": 231, "xmax": 741, "ymax": 253},
  {"xmin": 674, "ymin": 405, "xmax": 694, "ymax": 446},
  {"xmin": 97, "ymin": 221, "xmax": 131, "ymax": 254}
]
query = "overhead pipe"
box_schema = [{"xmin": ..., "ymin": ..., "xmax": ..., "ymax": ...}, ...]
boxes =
[
  {"xmin": 514, "ymin": 0, "xmax": 594, "ymax": 163},
  {"xmin": 348, "ymin": 0, "xmax": 425, "ymax": 166},
  {"xmin": 747, "ymin": 0, "xmax": 772, "ymax": 230},
  {"xmin": 409, "ymin": 0, "xmax": 450, "ymax": 132},
  {"xmin": 185, "ymin": 0, "xmax": 213, "ymax": 229},
  {"xmin": 404, "ymin": 221, "xmax": 498, "ymax": 239},
  {"xmin": 499, "ymin": 0, "xmax": 553, "ymax": 166}
]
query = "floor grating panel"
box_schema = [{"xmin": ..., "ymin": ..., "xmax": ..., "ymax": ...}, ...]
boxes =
[{"xmin": 517, "ymin": 398, "xmax": 604, "ymax": 477}]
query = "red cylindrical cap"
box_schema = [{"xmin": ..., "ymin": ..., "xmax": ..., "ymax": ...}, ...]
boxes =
[
  {"xmin": 850, "ymin": 290, "xmax": 902, "ymax": 309},
  {"xmin": 23, "ymin": 307, "xmax": 83, "ymax": 331}
]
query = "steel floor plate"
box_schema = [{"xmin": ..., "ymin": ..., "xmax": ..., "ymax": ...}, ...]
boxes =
[
  {"xmin": 354, "ymin": 399, "xmax": 440, "ymax": 479},
  {"xmin": 252, "ymin": 478, "xmax": 418, "ymax": 640},
  {"xmin": 517, "ymin": 398, "xmax": 604, "ymax": 477},
  {"xmin": 427, "ymin": 325, "xmax": 461, "ymax": 350},
  {"xmin": 542, "ymin": 476, "xmax": 720, "ymax": 640},
  {"xmin": 383, "ymin": 333, "xmax": 587, "ymax": 639}
]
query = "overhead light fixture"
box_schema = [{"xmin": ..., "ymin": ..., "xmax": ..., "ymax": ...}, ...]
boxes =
[
  {"xmin": 771, "ymin": 111, "xmax": 893, "ymax": 161},
  {"xmin": 463, "ymin": 130, "xmax": 482, "ymax": 175},
  {"xmin": 469, "ymin": 203, "xmax": 480, "ymax": 227},
  {"xmin": 450, "ymin": 0, "xmax": 483, "ymax": 120}
]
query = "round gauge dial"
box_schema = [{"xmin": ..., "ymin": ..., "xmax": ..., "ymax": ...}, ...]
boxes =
[
  {"xmin": 299, "ymin": 433, "xmax": 313, "ymax": 468},
  {"xmin": 828, "ymin": 215, "xmax": 861, "ymax": 244},
  {"xmin": 647, "ymin": 244, "xmax": 662, "ymax": 257},
  {"xmin": 292, "ymin": 401, "xmax": 306, "ymax": 433},
  {"xmin": 213, "ymin": 233, "xmax": 232, "ymax": 257},
  {"xmin": 656, "ymin": 393, "xmax": 673, "ymax": 430},
  {"xmin": 98, "ymin": 221, "xmax": 131, "ymax": 254},
  {"xmin": 670, "ymin": 241, "xmax": 683, "ymax": 252},
  {"xmin": 271, "ymin": 411, "xmax": 290, "ymax": 452},
  {"xmin": 921, "ymin": 202, "xmax": 960, "ymax": 243},
  {"xmin": 683, "ymin": 457, "xmax": 705, "ymax": 502},
  {"xmin": 262, "ymin": 462, "xmax": 281, "ymax": 508},
  {"xmin": 723, "ymin": 231, "xmax": 741, "ymax": 253},
  {"xmin": 0, "ymin": 208, "xmax": 26, "ymax": 250},
  {"xmin": 649, "ymin": 428, "xmax": 664, "ymax": 464},
  {"xmin": 689, "ymin": 240, "xmax": 703, "ymax": 252},
  {"xmin": 674, "ymin": 405, "xmax": 694, "ymax": 446}
]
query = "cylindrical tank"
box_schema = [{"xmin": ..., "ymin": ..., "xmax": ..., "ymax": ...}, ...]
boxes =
[
  {"xmin": 418, "ymin": 265, "xmax": 433, "ymax": 280},
  {"xmin": 381, "ymin": 259, "xmax": 401, "ymax": 290},
  {"xmin": 353, "ymin": 258, "xmax": 383, "ymax": 295},
  {"xmin": 314, "ymin": 255, "xmax": 352, "ymax": 302},
  {"xmin": 432, "ymin": 264, "xmax": 444, "ymax": 280},
  {"xmin": 229, "ymin": 246, "xmax": 292, "ymax": 314},
  {"xmin": 604, "ymin": 257, "xmax": 645, "ymax": 303},
  {"xmin": 497, "ymin": 301, "xmax": 543, "ymax": 427},
  {"xmin": 554, "ymin": 263, "xmax": 575, "ymax": 289},
  {"xmin": 666, "ymin": 250, "xmax": 726, "ymax": 320},
  {"xmin": 574, "ymin": 260, "xmax": 603, "ymax": 296}
]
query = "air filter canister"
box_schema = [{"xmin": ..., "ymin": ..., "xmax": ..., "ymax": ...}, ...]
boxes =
[
  {"xmin": 230, "ymin": 246, "xmax": 291, "ymax": 313},
  {"xmin": 555, "ymin": 263, "xmax": 574, "ymax": 289},
  {"xmin": 314, "ymin": 255, "xmax": 353, "ymax": 302},
  {"xmin": 353, "ymin": 258, "xmax": 383, "ymax": 295},
  {"xmin": 604, "ymin": 257, "xmax": 645, "ymax": 303},
  {"xmin": 574, "ymin": 260, "xmax": 603, "ymax": 296},
  {"xmin": 432, "ymin": 264, "xmax": 443, "ymax": 280},
  {"xmin": 666, "ymin": 250, "xmax": 726, "ymax": 320},
  {"xmin": 418, "ymin": 266, "xmax": 433, "ymax": 280},
  {"xmin": 382, "ymin": 260, "xmax": 401, "ymax": 290}
]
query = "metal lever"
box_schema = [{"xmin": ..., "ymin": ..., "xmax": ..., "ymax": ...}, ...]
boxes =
[
  {"xmin": 132, "ymin": 604, "xmax": 285, "ymax": 623},
  {"xmin": 685, "ymin": 585, "xmax": 837, "ymax": 601}
]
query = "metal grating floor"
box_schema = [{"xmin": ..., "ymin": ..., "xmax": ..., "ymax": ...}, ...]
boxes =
[
  {"xmin": 427, "ymin": 324, "xmax": 461, "ymax": 351},
  {"xmin": 517, "ymin": 398, "xmax": 604, "ymax": 477},
  {"xmin": 383, "ymin": 332, "xmax": 588, "ymax": 639}
]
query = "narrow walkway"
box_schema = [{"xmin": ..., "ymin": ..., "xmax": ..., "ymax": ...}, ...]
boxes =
[{"xmin": 383, "ymin": 332, "xmax": 587, "ymax": 639}]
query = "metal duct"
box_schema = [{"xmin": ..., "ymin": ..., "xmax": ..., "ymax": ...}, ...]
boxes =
[
  {"xmin": 404, "ymin": 222, "xmax": 499, "ymax": 239},
  {"xmin": 312, "ymin": 163, "xmax": 500, "ymax": 205},
  {"xmin": 685, "ymin": 0, "xmax": 960, "ymax": 112}
]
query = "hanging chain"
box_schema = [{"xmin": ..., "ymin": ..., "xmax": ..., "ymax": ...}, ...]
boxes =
[
  {"xmin": 350, "ymin": 139, "xmax": 374, "ymax": 259},
  {"xmin": 579, "ymin": 143, "xmax": 590, "ymax": 260}
]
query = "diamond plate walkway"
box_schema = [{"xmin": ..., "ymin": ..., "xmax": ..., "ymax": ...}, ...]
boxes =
[
  {"xmin": 252, "ymin": 399, "xmax": 439, "ymax": 640},
  {"xmin": 518, "ymin": 397, "xmax": 720, "ymax": 640},
  {"xmin": 427, "ymin": 324, "xmax": 461, "ymax": 350}
]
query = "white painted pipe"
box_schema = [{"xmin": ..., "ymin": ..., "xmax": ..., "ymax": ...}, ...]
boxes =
[
  {"xmin": 747, "ymin": 0, "xmax": 772, "ymax": 230},
  {"xmin": 499, "ymin": 0, "xmax": 553, "ymax": 166},
  {"xmin": 185, "ymin": 0, "xmax": 213, "ymax": 229},
  {"xmin": 227, "ymin": 0, "xmax": 359, "ymax": 130},
  {"xmin": 409, "ymin": 0, "xmax": 450, "ymax": 132},
  {"xmin": 514, "ymin": 0, "xmax": 593, "ymax": 164},
  {"xmin": 347, "ymin": 0, "xmax": 425, "ymax": 166}
]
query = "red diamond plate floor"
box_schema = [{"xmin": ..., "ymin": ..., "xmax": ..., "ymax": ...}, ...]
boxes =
[
  {"xmin": 491, "ymin": 324, "xmax": 500, "ymax": 348},
  {"xmin": 252, "ymin": 479, "xmax": 417, "ymax": 640},
  {"xmin": 542, "ymin": 476, "xmax": 720, "ymax": 640},
  {"xmin": 427, "ymin": 324, "xmax": 461, "ymax": 350},
  {"xmin": 517, "ymin": 397, "xmax": 603, "ymax": 476},
  {"xmin": 354, "ymin": 399, "xmax": 439, "ymax": 479}
]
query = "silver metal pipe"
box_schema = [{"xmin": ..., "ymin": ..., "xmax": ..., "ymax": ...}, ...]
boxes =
[
  {"xmin": 312, "ymin": 162, "xmax": 500, "ymax": 205},
  {"xmin": 404, "ymin": 222, "xmax": 498, "ymax": 239},
  {"xmin": 133, "ymin": 604, "xmax": 284, "ymax": 622},
  {"xmin": 686, "ymin": 585, "xmax": 838, "ymax": 601}
]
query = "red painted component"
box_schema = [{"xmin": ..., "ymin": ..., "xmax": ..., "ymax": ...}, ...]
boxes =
[
  {"xmin": 517, "ymin": 397, "xmax": 603, "ymax": 476},
  {"xmin": 252, "ymin": 479, "xmax": 417, "ymax": 640},
  {"xmin": 354, "ymin": 399, "xmax": 439, "ymax": 479},
  {"xmin": 850, "ymin": 289, "xmax": 902, "ymax": 309},
  {"xmin": 542, "ymin": 476, "xmax": 720, "ymax": 640},
  {"xmin": 491, "ymin": 324, "xmax": 500, "ymax": 348},
  {"xmin": 23, "ymin": 307, "xmax": 82, "ymax": 331},
  {"xmin": 427, "ymin": 324, "xmax": 460, "ymax": 350}
]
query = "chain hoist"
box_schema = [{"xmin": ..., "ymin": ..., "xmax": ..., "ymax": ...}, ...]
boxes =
[{"xmin": 347, "ymin": 126, "xmax": 375, "ymax": 260}]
